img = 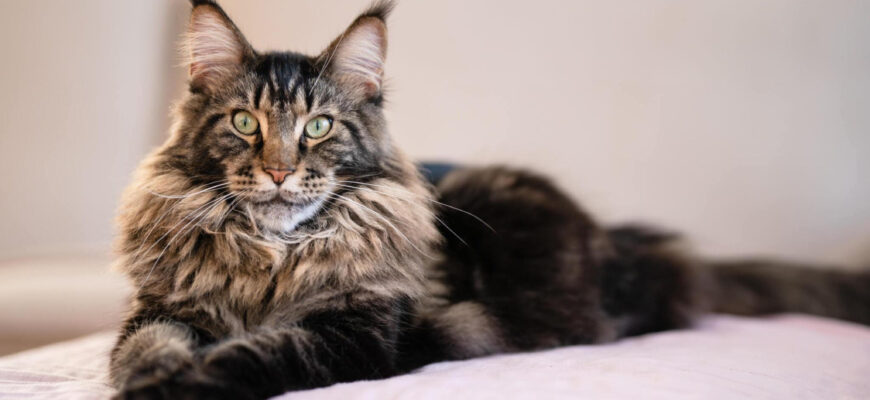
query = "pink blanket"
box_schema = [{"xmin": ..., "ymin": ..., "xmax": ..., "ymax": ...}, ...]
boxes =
[{"xmin": 1, "ymin": 315, "xmax": 868, "ymax": 399}]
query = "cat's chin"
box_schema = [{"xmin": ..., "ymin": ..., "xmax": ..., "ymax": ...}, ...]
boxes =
[{"xmin": 249, "ymin": 197, "xmax": 325, "ymax": 235}]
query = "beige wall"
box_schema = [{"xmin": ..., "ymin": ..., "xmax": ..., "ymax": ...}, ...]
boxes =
[
  {"xmin": 0, "ymin": 0, "xmax": 188, "ymax": 259},
  {"xmin": 1, "ymin": 0, "xmax": 868, "ymax": 265}
]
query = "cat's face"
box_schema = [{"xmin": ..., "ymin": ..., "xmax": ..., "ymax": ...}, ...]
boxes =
[{"xmin": 165, "ymin": 1, "xmax": 397, "ymax": 233}]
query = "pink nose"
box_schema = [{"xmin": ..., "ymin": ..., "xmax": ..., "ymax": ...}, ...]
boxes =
[{"xmin": 263, "ymin": 167, "xmax": 295, "ymax": 184}]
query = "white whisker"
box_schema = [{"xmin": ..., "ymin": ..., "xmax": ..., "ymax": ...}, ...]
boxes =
[
  {"xmin": 309, "ymin": 31, "xmax": 347, "ymax": 96},
  {"xmin": 340, "ymin": 180, "xmax": 496, "ymax": 233},
  {"xmin": 332, "ymin": 182, "xmax": 469, "ymax": 246},
  {"xmin": 137, "ymin": 192, "xmax": 235, "ymax": 290},
  {"xmin": 130, "ymin": 180, "xmax": 230, "ymax": 265},
  {"xmin": 146, "ymin": 181, "xmax": 229, "ymax": 199},
  {"xmin": 326, "ymin": 192, "xmax": 435, "ymax": 259},
  {"xmin": 204, "ymin": 191, "xmax": 247, "ymax": 235}
]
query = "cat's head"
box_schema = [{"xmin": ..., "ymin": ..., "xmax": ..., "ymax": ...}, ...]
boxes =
[{"xmin": 160, "ymin": 0, "xmax": 406, "ymax": 234}]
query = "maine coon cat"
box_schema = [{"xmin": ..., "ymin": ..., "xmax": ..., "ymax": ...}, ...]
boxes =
[{"xmin": 110, "ymin": 1, "xmax": 870, "ymax": 398}]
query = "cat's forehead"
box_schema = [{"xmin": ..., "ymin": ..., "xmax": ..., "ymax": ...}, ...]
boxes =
[
  {"xmin": 252, "ymin": 52, "xmax": 318, "ymax": 83},
  {"xmin": 216, "ymin": 51, "xmax": 347, "ymax": 113}
]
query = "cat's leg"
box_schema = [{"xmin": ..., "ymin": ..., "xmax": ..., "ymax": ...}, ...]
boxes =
[
  {"xmin": 110, "ymin": 305, "xmax": 249, "ymax": 400},
  {"xmin": 397, "ymin": 300, "xmax": 511, "ymax": 371},
  {"xmin": 433, "ymin": 166, "xmax": 615, "ymax": 349},
  {"xmin": 110, "ymin": 320, "xmax": 213, "ymax": 399},
  {"xmin": 599, "ymin": 225, "xmax": 701, "ymax": 336},
  {"xmin": 110, "ymin": 321, "xmax": 195, "ymax": 388},
  {"xmin": 119, "ymin": 297, "xmax": 408, "ymax": 399},
  {"xmin": 200, "ymin": 304, "xmax": 404, "ymax": 396}
]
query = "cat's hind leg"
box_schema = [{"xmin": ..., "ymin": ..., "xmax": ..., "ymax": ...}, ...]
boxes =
[{"xmin": 431, "ymin": 166, "xmax": 614, "ymax": 351}]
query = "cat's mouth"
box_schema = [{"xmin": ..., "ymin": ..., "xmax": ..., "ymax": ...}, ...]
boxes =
[
  {"xmin": 249, "ymin": 190, "xmax": 325, "ymax": 212},
  {"xmin": 253, "ymin": 194, "xmax": 302, "ymax": 208},
  {"xmin": 247, "ymin": 190, "xmax": 317, "ymax": 208},
  {"xmin": 247, "ymin": 192, "xmax": 327, "ymax": 233}
]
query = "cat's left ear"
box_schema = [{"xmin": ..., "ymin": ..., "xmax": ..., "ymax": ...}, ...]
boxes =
[{"xmin": 320, "ymin": 1, "xmax": 393, "ymax": 101}]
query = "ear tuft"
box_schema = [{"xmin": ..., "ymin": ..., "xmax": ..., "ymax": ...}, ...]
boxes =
[
  {"xmin": 322, "ymin": 1, "xmax": 393, "ymax": 100},
  {"xmin": 184, "ymin": 2, "xmax": 253, "ymax": 89},
  {"xmin": 189, "ymin": 0, "xmax": 218, "ymax": 7},
  {"xmin": 358, "ymin": 0, "xmax": 394, "ymax": 22}
]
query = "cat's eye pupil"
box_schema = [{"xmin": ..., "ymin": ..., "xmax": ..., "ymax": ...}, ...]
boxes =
[
  {"xmin": 305, "ymin": 116, "xmax": 332, "ymax": 139},
  {"xmin": 233, "ymin": 111, "xmax": 259, "ymax": 135}
]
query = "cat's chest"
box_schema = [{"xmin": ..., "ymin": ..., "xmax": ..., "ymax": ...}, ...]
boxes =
[
  {"xmin": 158, "ymin": 219, "xmax": 431, "ymax": 334},
  {"xmin": 168, "ymin": 249, "xmax": 350, "ymax": 331}
]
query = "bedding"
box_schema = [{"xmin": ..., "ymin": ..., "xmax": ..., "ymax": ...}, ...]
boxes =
[{"xmin": 0, "ymin": 314, "xmax": 867, "ymax": 399}]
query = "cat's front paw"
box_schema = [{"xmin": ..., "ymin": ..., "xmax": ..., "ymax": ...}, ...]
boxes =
[{"xmin": 115, "ymin": 368, "xmax": 252, "ymax": 400}]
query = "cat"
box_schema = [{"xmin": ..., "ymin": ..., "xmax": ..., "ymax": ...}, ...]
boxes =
[{"xmin": 109, "ymin": 1, "xmax": 870, "ymax": 399}]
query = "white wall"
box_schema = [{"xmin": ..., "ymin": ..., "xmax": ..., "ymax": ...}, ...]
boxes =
[
  {"xmin": 1, "ymin": 0, "xmax": 868, "ymax": 265},
  {"xmin": 0, "ymin": 0, "xmax": 186, "ymax": 259}
]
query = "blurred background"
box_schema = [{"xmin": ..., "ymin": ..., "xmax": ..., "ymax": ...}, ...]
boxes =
[{"xmin": 0, "ymin": 0, "xmax": 868, "ymax": 355}]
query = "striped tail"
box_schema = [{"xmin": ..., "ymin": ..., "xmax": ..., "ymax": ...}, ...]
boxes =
[
  {"xmin": 706, "ymin": 259, "xmax": 870, "ymax": 325},
  {"xmin": 604, "ymin": 225, "xmax": 870, "ymax": 334}
]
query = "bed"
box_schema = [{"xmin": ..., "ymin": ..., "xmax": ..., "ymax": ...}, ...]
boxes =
[{"xmin": 1, "ymin": 314, "xmax": 867, "ymax": 399}]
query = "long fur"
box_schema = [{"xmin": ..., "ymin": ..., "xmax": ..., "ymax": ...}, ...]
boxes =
[{"xmin": 111, "ymin": 2, "xmax": 870, "ymax": 399}]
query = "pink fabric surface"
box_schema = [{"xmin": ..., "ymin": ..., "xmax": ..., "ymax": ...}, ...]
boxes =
[
  {"xmin": 1, "ymin": 315, "xmax": 868, "ymax": 399},
  {"xmin": 0, "ymin": 332, "xmax": 115, "ymax": 399}
]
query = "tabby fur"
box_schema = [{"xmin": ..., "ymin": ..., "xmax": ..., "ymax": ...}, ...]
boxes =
[{"xmin": 110, "ymin": 1, "xmax": 870, "ymax": 399}]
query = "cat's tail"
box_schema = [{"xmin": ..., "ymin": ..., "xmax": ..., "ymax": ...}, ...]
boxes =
[
  {"xmin": 703, "ymin": 258, "xmax": 870, "ymax": 325},
  {"xmin": 603, "ymin": 224, "xmax": 870, "ymax": 333}
]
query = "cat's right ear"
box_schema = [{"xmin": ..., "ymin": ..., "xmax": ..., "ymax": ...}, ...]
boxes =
[{"xmin": 184, "ymin": 0, "xmax": 255, "ymax": 91}]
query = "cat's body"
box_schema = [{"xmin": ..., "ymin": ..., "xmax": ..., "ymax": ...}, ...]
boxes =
[{"xmin": 110, "ymin": 1, "xmax": 870, "ymax": 399}]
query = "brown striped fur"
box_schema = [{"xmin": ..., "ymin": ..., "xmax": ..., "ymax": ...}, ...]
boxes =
[
  {"xmin": 111, "ymin": 1, "xmax": 441, "ymax": 397},
  {"xmin": 111, "ymin": 2, "xmax": 869, "ymax": 399}
]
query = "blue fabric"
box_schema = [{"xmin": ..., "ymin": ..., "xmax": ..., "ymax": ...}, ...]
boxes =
[{"xmin": 418, "ymin": 162, "xmax": 457, "ymax": 185}]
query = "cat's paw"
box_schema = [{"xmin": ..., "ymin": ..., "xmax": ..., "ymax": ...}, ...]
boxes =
[
  {"xmin": 115, "ymin": 368, "xmax": 251, "ymax": 400},
  {"xmin": 119, "ymin": 349, "xmax": 192, "ymax": 389},
  {"xmin": 115, "ymin": 382, "xmax": 233, "ymax": 400}
]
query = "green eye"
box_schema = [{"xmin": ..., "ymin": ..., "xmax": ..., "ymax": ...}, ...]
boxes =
[
  {"xmin": 232, "ymin": 111, "xmax": 259, "ymax": 135},
  {"xmin": 304, "ymin": 116, "xmax": 333, "ymax": 139}
]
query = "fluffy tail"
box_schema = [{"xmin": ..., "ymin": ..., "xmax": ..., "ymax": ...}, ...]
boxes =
[
  {"xmin": 705, "ymin": 259, "xmax": 870, "ymax": 325},
  {"xmin": 604, "ymin": 225, "xmax": 870, "ymax": 334}
]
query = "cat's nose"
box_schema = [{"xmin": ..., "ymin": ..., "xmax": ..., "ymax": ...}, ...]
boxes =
[{"xmin": 263, "ymin": 167, "xmax": 295, "ymax": 185}]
